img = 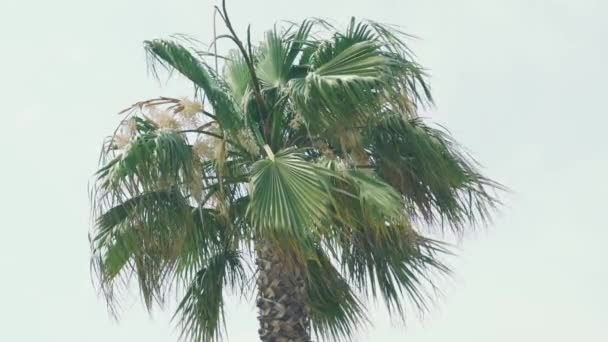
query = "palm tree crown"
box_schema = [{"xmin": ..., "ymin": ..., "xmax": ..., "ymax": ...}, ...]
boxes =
[{"xmin": 91, "ymin": 4, "xmax": 501, "ymax": 341}]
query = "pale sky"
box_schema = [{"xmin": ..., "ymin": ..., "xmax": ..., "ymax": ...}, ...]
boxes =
[{"xmin": 1, "ymin": 0, "xmax": 606, "ymax": 341}]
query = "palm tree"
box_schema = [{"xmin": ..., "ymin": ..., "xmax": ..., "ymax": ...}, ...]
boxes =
[{"xmin": 90, "ymin": 3, "xmax": 501, "ymax": 341}]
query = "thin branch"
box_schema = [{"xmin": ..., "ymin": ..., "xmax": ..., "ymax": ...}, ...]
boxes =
[
  {"xmin": 195, "ymin": 121, "xmax": 218, "ymax": 131},
  {"xmin": 213, "ymin": 7, "xmax": 220, "ymax": 73},
  {"xmin": 203, "ymin": 110, "xmax": 218, "ymax": 120},
  {"xmin": 218, "ymin": 0, "xmax": 268, "ymax": 125},
  {"xmin": 179, "ymin": 130, "xmax": 224, "ymax": 139},
  {"xmin": 195, "ymin": 50, "xmax": 229, "ymax": 61}
]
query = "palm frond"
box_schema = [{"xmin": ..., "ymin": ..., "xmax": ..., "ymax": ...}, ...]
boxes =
[
  {"xmin": 367, "ymin": 115, "xmax": 502, "ymax": 231},
  {"xmin": 173, "ymin": 249, "xmax": 246, "ymax": 342},
  {"xmin": 286, "ymin": 19, "xmax": 433, "ymax": 135},
  {"xmin": 318, "ymin": 161, "xmax": 402, "ymax": 231},
  {"xmin": 223, "ymin": 51, "xmax": 252, "ymax": 110},
  {"xmin": 92, "ymin": 188, "xmax": 195, "ymax": 309},
  {"xmin": 307, "ymin": 248, "xmax": 368, "ymax": 342},
  {"xmin": 289, "ymin": 39, "xmax": 388, "ymax": 130},
  {"xmin": 256, "ymin": 20, "xmax": 313, "ymax": 88},
  {"xmin": 256, "ymin": 29, "xmax": 291, "ymax": 88},
  {"xmin": 338, "ymin": 221, "xmax": 451, "ymax": 317},
  {"xmin": 316, "ymin": 161, "xmax": 452, "ymax": 317},
  {"xmin": 144, "ymin": 39, "xmax": 244, "ymax": 131},
  {"xmin": 340, "ymin": 168, "xmax": 403, "ymax": 219},
  {"xmin": 247, "ymin": 148, "xmax": 332, "ymax": 240},
  {"xmin": 343, "ymin": 18, "xmax": 433, "ymax": 110},
  {"xmin": 96, "ymin": 128, "xmax": 196, "ymax": 200},
  {"xmin": 176, "ymin": 207, "xmax": 233, "ymax": 281}
]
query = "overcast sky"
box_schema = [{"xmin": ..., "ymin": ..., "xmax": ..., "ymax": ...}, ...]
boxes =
[{"xmin": 0, "ymin": 0, "xmax": 606, "ymax": 341}]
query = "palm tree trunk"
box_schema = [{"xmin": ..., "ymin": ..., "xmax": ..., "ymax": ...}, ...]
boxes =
[{"xmin": 255, "ymin": 240, "xmax": 311, "ymax": 342}]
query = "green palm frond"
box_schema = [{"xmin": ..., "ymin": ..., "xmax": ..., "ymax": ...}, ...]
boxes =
[
  {"xmin": 307, "ymin": 248, "xmax": 367, "ymax": 342},
  {"xmin": 339, "ymin": 222, "xmax": 451, "ymax": 317},
  {"xmin": 289, "ymin": 40, "xmax": 388, "ymax": 129},
  {"xmin": 94, "ymin": 189, "xmax": 193, "ymax": 248},
  {"xmin": 247, "ymin": 148, "xmax": 332, "ymax": 239},
  {"xmin": 223, "ymin": 51, "xmax": 252, "ymax": 109},
  {"xmin": 173, "ymin": 249, "xmax": 246, "ymax": 342},
  {"xmin": 93, "ymin": 187, "xmax": 246, "ymax": 315},
  {"xmin": 145, "ymin": 39, "xmax": 244, "ymax": 131},
  {"xmin": 256, "ymin": 30, "xmax": 291, "ymax": 88},
  {"xmin": 96, "ymin": 128, "xmax": 196, "ymax": 199},
  {"xmin": 176, "ymin": 207, "xmax": 232, "ymax": 280},
  {"xmin": 311, "ymin": 40, "xmax": 386, "ymax": 79},
  {"xmin": 92, "ymin": 187, "xmax": 195, "ymax": 309},
  {"xmin": 367, "ymin": 115, "xmax": 502, "ymax": 230},
  {"xmin": 285, "ymin": 20, "xmax": 433, "ymax": 135},
  {"xmin": 256, "ymin": 20, "xmax": 314, "ymax": 88},
  {"xmin": 339, "ymin": 168, "xmax": 403, "ymax": 220},
  {"xmin": 317, "ymin": 161, "xmax": 402, "ymax": 231},
  {"xmin": 317, "ymin": 162, "xmax": 452, "ymax": 318},
  {"xmin": 350, "ymin": 19, "xmax": 433, "ymax": 107}
]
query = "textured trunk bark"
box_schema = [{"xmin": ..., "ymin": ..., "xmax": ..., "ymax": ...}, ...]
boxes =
[{"xmin": 255, "ymin": 240, "xmax": 311, "ymax": 342}]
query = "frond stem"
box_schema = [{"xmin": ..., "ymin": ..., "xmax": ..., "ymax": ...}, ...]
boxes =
[
  {"xmin": 217, "ymin": 1, "xmax": 269, "ymax": 131},
  {"xmin": 179, "ymin": 130, "xmax": 224, "ymax": 139}
]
